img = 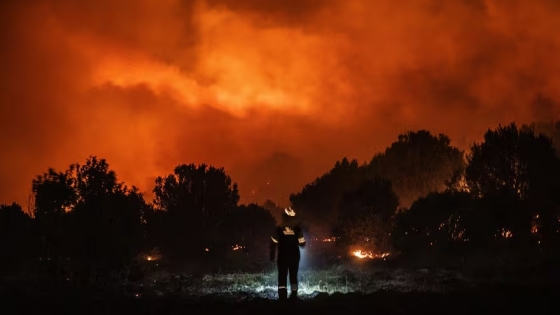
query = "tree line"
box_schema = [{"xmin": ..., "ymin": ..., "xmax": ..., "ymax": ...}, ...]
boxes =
[
  {"xmin": 292, "ymin": 121, "xmax": 560, "ymax": 261},
  {"xmin": 1, "ymin": 159, "xmax": 276, "ymax": 285},
  {"xmin": 1, "ymin": 121, "xmax": 559, "ymax": 285}
]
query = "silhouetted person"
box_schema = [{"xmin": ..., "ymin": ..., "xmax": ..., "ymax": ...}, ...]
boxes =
[{"xmin": 270, "ymin": 207, "xmax": 306, "ymax": 300}]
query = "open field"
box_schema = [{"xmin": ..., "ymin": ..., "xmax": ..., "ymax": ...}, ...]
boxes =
[
  {"xmin": 136, "ymin": 264, "xmax": 472, "ymax": 299},
  {"xmin": 1, "ymin": 262, "xmax": 556, "ymax": 314}
]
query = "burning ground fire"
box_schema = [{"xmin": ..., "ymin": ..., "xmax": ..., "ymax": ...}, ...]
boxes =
[
  {"xmin": 313, "ymin": 236, "xmax": 390, "ymax": 260},
  {"xmin": 203, "ymin": 245, "xmax": 245, "ymax": 252},
  {"xmin": 352, "ymin": 250, "xmax": 390, "ymax": 260},
  {"xmin": 144, "ymin": 249, "xmax": 162, "ymax": 262}
]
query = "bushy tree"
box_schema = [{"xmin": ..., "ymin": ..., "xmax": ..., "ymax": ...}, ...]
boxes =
[
  {"xmin": 32, "ymin": 156, "xmax": 148, "ymax": 284},
  {"xmin": 393, "ymin": 191, "xmax": 473, "ymax": 253},
  {"xmin": 466, "ymin": 123, "xmax": 560, "ymax": 250},
  {"xmin": 152, "ymin": 163, "xmax": 240, "ymax": 262},
  {"xmin": 216, "ymin": 204, "xmax": 277, "ymax": 270},
  {"xmin": 522, "ymin": 120, "xmax": 560, "ymax": 157},
  {"xmin": 368, "ymin": 130, "xmax": 465, "ymax": 209},
  {"xmin": 335, "ymin": 178, "xmax": 399, "ymax": 252},
  {"xmin": 290, "ymin": 157, "xmax": 366, "ymax": 230},
  {"xmin": 0, "ymin": 202, "xmax": 38, "ymax": 274}
]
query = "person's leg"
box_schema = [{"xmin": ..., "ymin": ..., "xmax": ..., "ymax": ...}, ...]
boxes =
[
  {"xmin": 277, "ymin": 260, "xmax": 289, "ymax": 300},
  {"xmin": 288, "ymin": 259, "xmax": 300, "ymax": 299}
]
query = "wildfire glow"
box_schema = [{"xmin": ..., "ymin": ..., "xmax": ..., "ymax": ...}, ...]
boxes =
[
  {"xmin": 352, "ymin": 250, "xmax": 390, "ymax": 260},
  {"xmin": 2, "ymin": 0, "xmax": 560, "ymax": 209}
]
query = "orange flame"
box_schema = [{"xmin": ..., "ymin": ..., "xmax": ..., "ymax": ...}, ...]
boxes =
[{"xmin": 352, "ymin": 250, "xmax": 390, "ymax": 260}]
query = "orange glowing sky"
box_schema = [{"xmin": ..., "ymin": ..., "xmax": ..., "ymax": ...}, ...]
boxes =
[{"xmin": 1, "ymin": 0, "xmax": 559, "ymax": 208}]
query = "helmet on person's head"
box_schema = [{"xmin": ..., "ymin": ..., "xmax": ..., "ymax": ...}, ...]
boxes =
[
  {"xmin": 282, "ymin": 207, "xmax": 297, "ymax": 225},
  {"xmin": 284, "ymin": 207, "xmax": 296, "ymax": 217}
]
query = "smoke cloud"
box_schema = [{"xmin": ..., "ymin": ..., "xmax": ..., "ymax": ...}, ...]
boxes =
[{"xmin": 1, "ymin": 0, "xmax": 559, "ymax": 207}]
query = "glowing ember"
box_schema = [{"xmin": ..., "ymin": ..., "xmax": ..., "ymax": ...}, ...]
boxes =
[
  {"xmin": 143, "ymin": 249, "xmax": 161, "ymax": 261},
  {"xmin": 352, "ymin": 250, "xmax": 390, "ymax": 260},
  {"xmin": 205, "ymin": 248, "xmax": 210, "ymax": 252},
  {"xmin": 501, "ymin": 228, "xmax": 513, "ymax": 238},
  {"xmin": 232, "ymin": 244, "xmax": 244, "ymax": 250},
  {"xmin": 144, "ymin": 254, "xmax": 162, "ymax": 261}
]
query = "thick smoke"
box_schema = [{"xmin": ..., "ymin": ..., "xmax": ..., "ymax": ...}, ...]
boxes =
[{"xmin": 1, "ymin": 0, "xmax": 559, "ymax": 207}]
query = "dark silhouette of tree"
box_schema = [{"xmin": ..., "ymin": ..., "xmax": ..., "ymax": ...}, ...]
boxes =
[
  {"xmin": 335, "ymin": 178, "xmax": 399, "ymax": 252},
  {"xmin": 522, "ymin": 120, "xmax": 560, "ymax": 157},
  {"xmin": 216, "ymin": 204, "xmax": 277, "ymax": 270},
  {"xmin": 261, "ymin": 199, "xmax": 284, "ymax": 222},
  {"xmin": 32, "ymin": 156, "xmax": 148, "ymax": 285},
  {"xmin": 290, "ymin": 157, "xmax": 366, "ymax": 231},
  {"xmin": 152, "ymin": 163, "xmax": 239, "ymax": 263},
  {"xmin": 368, "ymin": 130, "xmax": 465, "ymax": 209},
  {"xmin": 466, "ymin": 123, "xmax": 560, "ymax": 251},
  {"xmin": 32, "ymin": 167, "xmax": 77, "ymax": 283},
  {"xmin": 393, "ymin": 191, "xmax": 474, "ymax": 254},
  {"xmin": 0, "ymin": 202, "xmax": 38, "ymax": 275}
]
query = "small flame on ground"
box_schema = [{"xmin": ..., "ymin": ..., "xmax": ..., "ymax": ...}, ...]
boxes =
[
  {"xmin": 352, "ymin": 250, "xmax": 390, "ymax": 260},
  {"xmin": 232, "ymin": 244, "xmax": 244, "ymax": 250},
  {"xmin": 312, "ymin": 237, "xmax": 338, "ymax": 242},
  {"xmin": 143, "ymin": 249, "xmax": 161, "ymax": 261}
]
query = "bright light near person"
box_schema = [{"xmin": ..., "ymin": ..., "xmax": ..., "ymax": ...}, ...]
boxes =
[{"xmin": 250, "ymin": 283, "xmax": 346, "ymax": 297}]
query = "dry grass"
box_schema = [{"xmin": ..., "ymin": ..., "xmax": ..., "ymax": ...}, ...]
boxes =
[{"xmin": 135, "ymin": 264, "xmax": 469, "ymax": 299}]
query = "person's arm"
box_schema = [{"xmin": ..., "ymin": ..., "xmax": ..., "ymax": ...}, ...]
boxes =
[
  {"xmin": 270, "ymin": 229, "xmax": 278, "ymax": 261},
  {"xmin": 296, "ymin": 226, "xmax": 306, "ymax": 248}
]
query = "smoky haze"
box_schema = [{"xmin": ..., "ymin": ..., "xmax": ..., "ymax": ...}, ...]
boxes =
[{"xmin": 1, "ymin": 0, "xmax": 559, "ymax": 207}]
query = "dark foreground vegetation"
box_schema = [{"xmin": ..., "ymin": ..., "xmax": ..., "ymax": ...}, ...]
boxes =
[
  {"xmin": 2, "ymin": 284, "xmax": 556, "ymax": 314},
  {"xmin": 2, "ymin": 120, "xmax": 560, "ymax": 313}
]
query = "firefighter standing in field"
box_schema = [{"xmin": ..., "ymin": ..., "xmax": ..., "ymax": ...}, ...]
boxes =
[{"xmin": 270, "ymin": 207, "xmax": 306, "ymax": 300}]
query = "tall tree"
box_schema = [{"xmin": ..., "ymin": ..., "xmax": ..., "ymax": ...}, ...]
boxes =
[
  {"xmin": 32, "ymin": 167, "xmax": 77, "ymax": 283},
  {"xmin": 466, "ymin": 123, "xmax": 560, "ymax": 250},
  {"xmin": 367, "ymin": 130, "xmax": 465, "ymax": 209},
  {"xmin": 335, "ymin": 178, "xmax": 399, "ymax": 252},
  {"xmin": 32, "ymin": 156, "xmax": 147, "ymax": 284},
  {"xmin": 152, "ymin": 163, "xmax": 239, "ymax": 262},
  {"xmin": 290, "ymin": 157, "xmax": 366, "ymax": 231},
  {"xmin": 0, "ymin": 202, "xmax": 38, "ymax": 274}
]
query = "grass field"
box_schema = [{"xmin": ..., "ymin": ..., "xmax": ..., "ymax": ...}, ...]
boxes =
[
  {"xmin": 1, "ymin": 248, "xmax": 556, "ymax": 314},
  {"xmin": 1, "ymin": 260, "xmax": 555, "ymax": 315},
  {"xmin": 130, "ymin": 262, "xmax": 472, "ymax": 301}
]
